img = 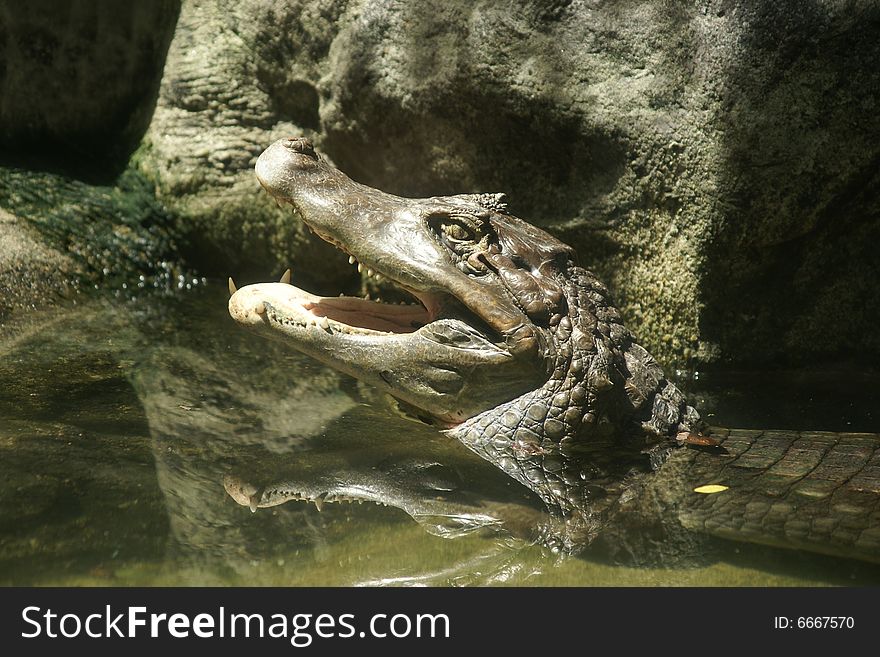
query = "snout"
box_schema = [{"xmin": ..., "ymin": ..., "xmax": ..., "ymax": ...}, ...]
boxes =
[{"xmin": 254, "ymin": 137, "xmax": 322, "ymax": 196}]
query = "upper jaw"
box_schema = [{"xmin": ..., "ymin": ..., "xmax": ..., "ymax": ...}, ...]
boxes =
[{"xmin": 256, "ymin": 138, "xmax": 443, "ymax": 295}]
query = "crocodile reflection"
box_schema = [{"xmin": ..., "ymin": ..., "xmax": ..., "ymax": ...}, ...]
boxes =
[{"xmin": 222, "ymin": 440, "xmax": 556, "ymax": 546}]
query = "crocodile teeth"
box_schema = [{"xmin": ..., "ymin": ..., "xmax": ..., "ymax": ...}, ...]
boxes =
[
  {"xmin": 349, "ymin": 255, "xmax": 356, "ymax": 265},
  {"xmin": 314, "ymin": 495, "xmax": 325, "ymax": 512},
  {"xmin": 248, "ymin": 493, "xmax": 260, "ymax": 513},
  {"xmin": 279, "ymin": 268, "xmax": 291, "ymax": 284},
  {"xmin": 228, "ymin": 277, "xmax": 237, "ymax": 296},
  {"xmin": 318, "ymin": 316, "xmax": 330, "ymax": 330},
  {"xmin": 367, "ymin": 268, "xmax": 374, "ymax": 277},
  {"xmin": 253, "ymin": 301, "xmax": 266, "ymax": 315},
  {"xmin": 357, "ymin": 263, "xmax": 364, "ymax": 273}
]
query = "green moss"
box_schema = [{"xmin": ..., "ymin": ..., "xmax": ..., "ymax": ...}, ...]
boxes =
[{"xmin": 0, "ymin": 161, "xmax": 191, "ymax": 289}]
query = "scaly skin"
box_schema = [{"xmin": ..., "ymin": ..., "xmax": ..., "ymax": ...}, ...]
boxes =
[
  {"xmin": 228, "ymin": 137, "xmax": 879, "ymax": 562},
  {"xmin": 667, "ymin": 428, "xmax": 880, "ymax": 563},
  {"xmin": 450, "ymin": 261, "xmax": 701, "ymax": 543}
]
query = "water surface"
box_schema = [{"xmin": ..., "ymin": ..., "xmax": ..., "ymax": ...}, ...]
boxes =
[{"xmin": 1, "ymin": 285, "xmax": 878, "ymax": 586}]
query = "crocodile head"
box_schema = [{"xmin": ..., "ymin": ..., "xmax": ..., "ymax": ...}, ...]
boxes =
[
  {"xmin": 230, "ymin": 137, "xmax": 570, "ymax": 426},
  {"xmin": 230, "ymin": 138, "xmax": 702, "ymax": 535}
]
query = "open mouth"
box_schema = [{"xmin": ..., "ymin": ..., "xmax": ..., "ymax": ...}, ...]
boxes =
[
  {"xmin": 231, "ymin": 191, "xmax": 449, "ymax": 337},
  {"xmin": 228, "ymin": 269, "xmax": 441, "ymax": 337},
  {"xmin": 228, "ymin": 269, "xmax": 432, "ymax": 336}
]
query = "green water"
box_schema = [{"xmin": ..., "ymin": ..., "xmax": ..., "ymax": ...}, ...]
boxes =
[{"xmin": 1, "ymin": 285, "xmax": 878, "ymax": 586}]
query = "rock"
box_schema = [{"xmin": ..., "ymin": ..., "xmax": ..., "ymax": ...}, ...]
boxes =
[
  {"xmin": 139, "ymin": 0, "xmax": 880, "ymax": 367},
  {"xmin": 0, "ymin": 208, "xmax": 79, "ymax": 323},
  {"xmin": 3, "ymin": 1, "xmax": 877, "ymax": 366},
  {"xmin": 140, "ymin": 0, "xmax": 347, "ymax": 288},
  {"xmin": 0, "ymin": 2, "xmax": 188, "ymax": 320},
  {"xmin": 0, "ymin": 0, "xmax": 180, "ymax": 179},
  {"xmin": 0, "ymin": 163, "xmax": 190, "ymax": 310}
]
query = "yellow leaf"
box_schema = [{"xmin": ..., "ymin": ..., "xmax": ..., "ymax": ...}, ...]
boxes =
[{"xmin": 694, "ymin": 484, "xmax": 729, "ymax": 494}]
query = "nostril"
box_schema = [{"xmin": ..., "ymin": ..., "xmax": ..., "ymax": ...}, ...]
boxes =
[{"xmin": 283, "ymin": 137, "xmax": 317, "ymax": 158}]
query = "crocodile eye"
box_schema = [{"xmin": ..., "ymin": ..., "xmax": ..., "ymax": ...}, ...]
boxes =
[
  {"xmin": 440, "ymin": 221, "xmax": 472, "ymax": 242},
  {"xmin": 427, "ymin": 212, "xmax": 487, "ymax": 255}
]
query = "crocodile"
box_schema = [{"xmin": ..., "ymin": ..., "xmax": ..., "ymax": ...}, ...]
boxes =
[{"xmin": 227, "ymin": 137, "xmax": 880, "ymax": 563}]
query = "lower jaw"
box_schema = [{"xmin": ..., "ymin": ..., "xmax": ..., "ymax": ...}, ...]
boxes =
[{"xmin": 232, "ymin": 280, "xmax": 433, "ymax": 337}]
